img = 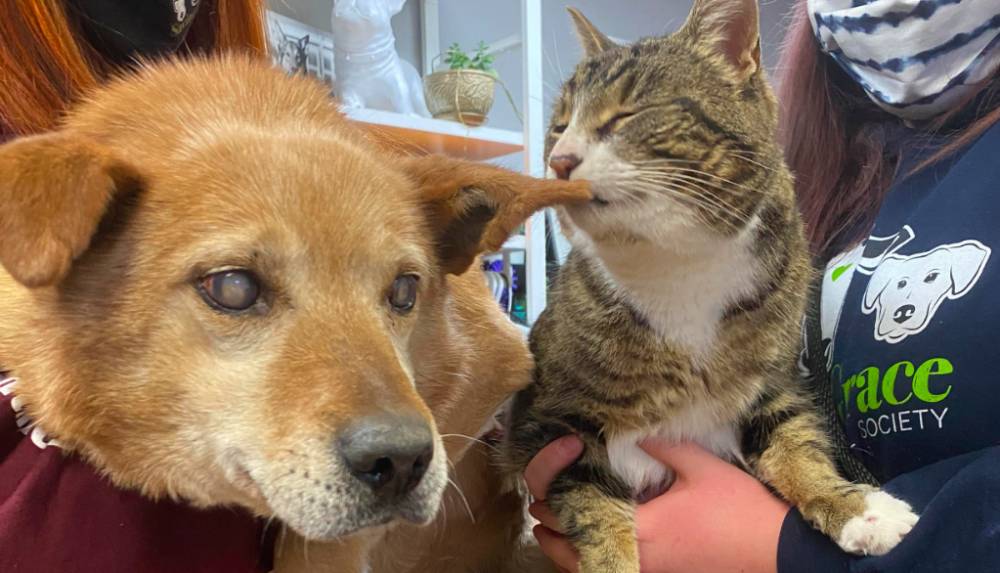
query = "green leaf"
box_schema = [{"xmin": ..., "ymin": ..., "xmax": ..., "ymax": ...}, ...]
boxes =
[
  {"xmin": 831, "ymin": 264, "xmax": 852, "ymax": 282},
  {"xmin": 439, "ymin": 41, "xmax": 497, "ymax": 73}
]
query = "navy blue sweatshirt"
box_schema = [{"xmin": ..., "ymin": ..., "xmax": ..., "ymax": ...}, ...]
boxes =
[{"xmin": 781, "ymin": 118, "xmax": 1000, "ymax": 571}]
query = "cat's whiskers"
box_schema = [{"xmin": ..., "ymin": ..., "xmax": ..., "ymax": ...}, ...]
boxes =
[
  {"xmin": 646, "ymin": 188, "xmax": 735, "ymax": 233},
  {"xmin": 728, "ymin": 150, "xmax": 779, "ymax": 173},
  {"xmin": 624, "ymin": 179, "xmax": 711, "ymax": 222},
  {"xmin": 629, "ymin": 177, "xmax": 715, "ymax": 208},
  {"xmin": 633, "ymin": 180, "xmax": 749, "ymax": 235},
  {"xmin": 628, "ymin": 178, "xmax": 740, "ymax": 232},
  {"xmin": 659, "ymin": 166, "xmax": 755, "ymax": 190},
  {"xmin": 633, "ymin": 173, "xmax": 751, "ymax": 224},
  {"xmin": 636, "ymin": 172, "xmax": 753, "ymax": 207},
  {"xmin": 651, "ymin": 171, "xmax": 760, "ymax": 206},
  {"xmin": 633, "ymin": 157, "xmax": 705, "ymax": 166},
  {"xmin": 630, "ymin": 173, "xmax": 725, "ymax": 206},
  {"xmin": 633, "ymin": 164, "xmax": 760, "ymax": 195},
  {"xmin": 632, "ymin": 151, "xmax": 774, "ymax": 182},
  {"xmin": 632, "ymin": 170, "xmax": 756, "ymax": 220},
  {"xmin": 603, "ymin": 180, "xmax": 648, "ymax": 204}
]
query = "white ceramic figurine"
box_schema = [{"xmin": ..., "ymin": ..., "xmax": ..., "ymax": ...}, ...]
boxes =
[{"xmin": 332, "ymin": 0, "xmax": 429, "ymax": 116}]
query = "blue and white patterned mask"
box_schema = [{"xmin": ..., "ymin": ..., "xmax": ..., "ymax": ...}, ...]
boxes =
[{"xmin": 807, "ymin": 0, "xmax": 1000, "ymax": 120}]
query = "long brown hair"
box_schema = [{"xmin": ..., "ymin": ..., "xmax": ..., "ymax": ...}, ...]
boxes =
[
  {"xmin": 0, "ymin": 0, "xmax": 266, "ymax": 139},
  {"xmin": 776, "ymin": 2, "xmax": 1000, "ymax": 259}
]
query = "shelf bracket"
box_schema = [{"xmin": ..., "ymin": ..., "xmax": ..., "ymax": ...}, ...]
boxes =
[{"xmin": 522, "ymin": 0, "xmax": 546, "ymax": 324}]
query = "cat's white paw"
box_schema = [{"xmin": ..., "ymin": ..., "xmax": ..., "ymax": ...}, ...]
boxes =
[{"xmin": 837, "ymin": 491, "xmax": 919, "ymax": 556}]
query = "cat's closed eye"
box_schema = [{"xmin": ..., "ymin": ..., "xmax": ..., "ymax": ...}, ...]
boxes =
[
  {"xmin": 551, "ymin": 123, "xmax": 569, "ymax": 135},
  {"xmin": 596, "ymin": 111, "xmax": 637, "ymax": 138}
]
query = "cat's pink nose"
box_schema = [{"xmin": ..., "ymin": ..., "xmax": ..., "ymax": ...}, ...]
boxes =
[{"xmin": 549, "ymin": 154, "xmax": 582, "ymax": 180}]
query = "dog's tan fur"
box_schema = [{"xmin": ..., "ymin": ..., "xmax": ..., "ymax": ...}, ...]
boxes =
[{"xmin": 0, "ymin": 56, "xmax": 588, "ymax": 572}]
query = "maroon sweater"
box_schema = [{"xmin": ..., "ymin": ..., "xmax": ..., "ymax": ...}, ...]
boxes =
[{"xmin": 0, "ymin": 374, "xmax": 272, "ymax": 572}]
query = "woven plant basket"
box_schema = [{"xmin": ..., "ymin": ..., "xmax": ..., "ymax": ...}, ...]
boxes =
[{"xmin": 423, "ymin": 69, "xmax": 496, "ymax": 126}]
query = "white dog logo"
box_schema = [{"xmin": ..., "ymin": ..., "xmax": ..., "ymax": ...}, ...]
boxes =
[
  {"xmin": 173, "ymin": 0, "xmax": 187, "ymax": 22},
  {"xmin": 862, "ymin": 240, "xmax": 991, "ymax": 343}
]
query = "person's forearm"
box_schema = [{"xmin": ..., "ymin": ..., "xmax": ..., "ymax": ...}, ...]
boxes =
[
  {"xmin": 777, "ymin": 509, "xmax": 851, "ymax": 573},
  {"xmin": 778, "ymin": 446, "xmax": 1000, "ymax": 573}
]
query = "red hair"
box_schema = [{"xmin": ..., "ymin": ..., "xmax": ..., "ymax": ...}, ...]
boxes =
[
  {"xmin": 0, "ymin": 0, "xmax": 266, "ymax": 139},
  {"xmin": 776, "ymin": 3, "xmax": 1000, "ymax": 258}
]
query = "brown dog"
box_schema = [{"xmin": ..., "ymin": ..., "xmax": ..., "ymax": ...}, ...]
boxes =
[{"xmin": 0, "ymin": 56, "xmax": 588, "ymax": 572}]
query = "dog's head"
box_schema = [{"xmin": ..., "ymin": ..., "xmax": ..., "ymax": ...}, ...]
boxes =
[
  {"xmin": 0, "ymin": 57, "xmax": 589, "ymax": 540},
  {"xmin": 862, "ymin": 241, "xmax": 990, "ymax": 343}
]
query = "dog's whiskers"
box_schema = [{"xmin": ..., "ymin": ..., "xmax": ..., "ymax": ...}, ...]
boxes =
[
  {"xmin": 301, "ymin": 530, "xmax": 311, "ymax": 567},
  {"xmin": 440, "ymin": 433, "xmax": 500, "ymax": 454},
  {"xmin": 447, "ymin": 477, "xmax": 476, "ymax": 525},
  {"xmin": 443, "ymin": 457, "xmax": 476, "ymax": 526}
]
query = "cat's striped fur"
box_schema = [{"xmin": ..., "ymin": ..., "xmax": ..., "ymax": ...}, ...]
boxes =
[{"xmin": 502, "ymin": 2, "xmax": 918, "ymax": 571}]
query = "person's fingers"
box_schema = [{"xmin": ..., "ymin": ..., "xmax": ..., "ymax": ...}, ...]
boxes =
[
  {"xmin": 639, "ymin": 439, "xmax": 719, "ymax": 482},
  {"xmin": 533, "ymin": 524, "xmax": 579, "ymax": 573},
  {"xmin": 528, "ymin": 501, "xmax": 562, "ymax": 532},
  {"xmin": 524, "ymin": 435, "xmax": 583, "ymax": 500}
]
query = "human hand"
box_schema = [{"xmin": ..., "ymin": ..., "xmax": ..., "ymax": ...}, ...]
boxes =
[{"xmin": 524, "ymin": 437, "xmax": 790, "ymax": 573}]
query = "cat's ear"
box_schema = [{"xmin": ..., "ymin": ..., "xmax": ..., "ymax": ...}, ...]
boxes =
[
  {"xmin": 681, "ymin": 0, "xmax": 762, "ymax": 81},
  {"xmin": 567, "ymin": 7, "xmax": 614, "ymax": 57},
  {"xmin": 400, "ymin": 156, "xmax": 591, "ymax": 275}
]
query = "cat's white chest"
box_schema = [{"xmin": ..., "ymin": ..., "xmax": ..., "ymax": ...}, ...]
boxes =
[
  {"xmin": 592, "ymin": 223, "xmax": 761, "ymax": 360},
  {"xmin": 606, "ymin": 405, "xmax": 742, "ymax": 496}
]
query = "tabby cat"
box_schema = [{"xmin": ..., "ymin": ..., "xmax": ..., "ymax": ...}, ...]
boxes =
[{"xmin": 502, "ymin": 2, "xmax": 919, "ymax": 571}]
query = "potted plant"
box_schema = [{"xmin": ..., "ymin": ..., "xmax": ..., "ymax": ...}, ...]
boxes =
[{"xmin": 423, "ymin": 42, "xmax": 497, "ymax": 126}]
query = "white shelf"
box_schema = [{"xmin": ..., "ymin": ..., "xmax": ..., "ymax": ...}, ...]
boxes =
[
  {"xmin": 414, "ymin": 0, "xmax": 548, "ymax": 327},
  {"xmin": 501, "ymin": 234, "xmax": 526, "ymax": 251},
  {"xmin": 344, "ymin": 107, "xmax": 523, "ymax": 161}
]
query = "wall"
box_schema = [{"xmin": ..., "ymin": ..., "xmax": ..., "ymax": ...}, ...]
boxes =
[
  {"xmin": 267, "ymin": 0, "xmax": 795, "ymax": 166},
  {"xmin": 266, "ymin": 0, "xmax": 422, "ymax": 70}
]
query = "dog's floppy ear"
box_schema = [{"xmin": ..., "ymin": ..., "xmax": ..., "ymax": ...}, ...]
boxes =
[
  {"xmin": 862, "ymin": 260, "xmax": 898, "ymax": 314},
  {"xmin": 947, "ymin": 242, "xmax": 991, "ymax": 297},
  {"xmin": 0, "ymin": 132, "xmax": 139, "ymax": 287},
  {"xmin": 401, "ymin": 156, "xmax": 591, "ymax": 275}
]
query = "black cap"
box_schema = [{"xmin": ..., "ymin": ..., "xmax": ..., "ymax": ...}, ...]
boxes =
[{"xmin": 67, "ymin": 0, "xmax": 203, "ymax": 62}]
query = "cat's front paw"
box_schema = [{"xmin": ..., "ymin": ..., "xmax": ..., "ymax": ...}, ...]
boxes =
[{"xmin": 836, "ymin": 490, "xmax": 919, "ymax": 556}]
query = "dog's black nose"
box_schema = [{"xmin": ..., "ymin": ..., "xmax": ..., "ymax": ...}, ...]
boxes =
[
  {"xmin": 339, "ymin": 414, "xmax": 433, "ymax": 498},
  {"xmin": 894, "ymin": 304, "xmax": 916, "ymax": 323}
]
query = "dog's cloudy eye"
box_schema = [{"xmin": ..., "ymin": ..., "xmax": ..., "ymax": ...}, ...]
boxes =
[
  {"xmin": 924, "ymin": 272, "xmax": 940, "ymax": 283},
  {"xmin": 200, "ymin": 270, "xmax": 260, "ymax": 312},
  {"xmin": 388, "ymin": 274, "xmax": 419, "ymax": 314}
]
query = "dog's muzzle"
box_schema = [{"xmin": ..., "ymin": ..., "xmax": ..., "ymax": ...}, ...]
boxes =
[
  {"xmin": 338, "ymin": 413, "xmax": 434, "ymax": 501},
  {"xmin": 893, "ymin": 304, "xmax": 916, "ymax": 324},
  {"xmin": 259, "ymin": 412, "xmax": 448, "ymax": 542}
]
